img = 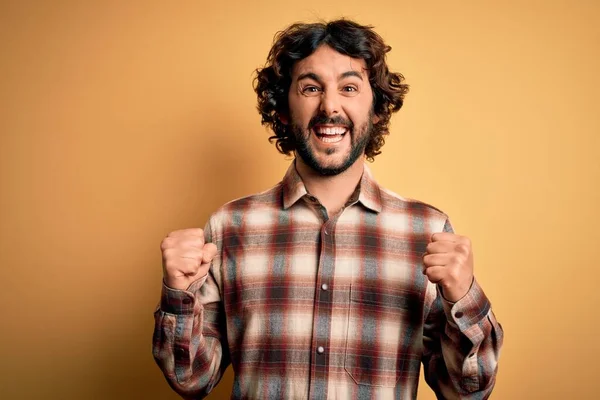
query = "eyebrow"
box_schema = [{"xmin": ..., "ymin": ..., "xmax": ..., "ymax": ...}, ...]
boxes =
[
  {"xmin": 296, "ymin": 70, "xmax": 364, "ymax": 83},
  {"xmin": 340, "ymin": 71, "xmax": 363, "ymax": 81}
]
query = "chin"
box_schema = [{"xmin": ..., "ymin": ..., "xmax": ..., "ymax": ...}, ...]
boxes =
[{"xmin": 311, "ymin": 159, "xmax": 355, "ymax": 176}]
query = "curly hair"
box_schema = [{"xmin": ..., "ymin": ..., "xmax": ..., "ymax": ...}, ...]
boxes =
[{"xmin": 253, "ymin": 19, "xmax": 409, "ymax": 161}]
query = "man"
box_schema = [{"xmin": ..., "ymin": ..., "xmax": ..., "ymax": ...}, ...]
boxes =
[{"xmin": 153, "ymin": 19, "xmax": 503, "ymax": 399}]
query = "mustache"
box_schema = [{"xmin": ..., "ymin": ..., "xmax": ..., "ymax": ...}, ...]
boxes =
[{"xmin": 307, "ymin": 114, "xmax": 354, "ymax": 130}]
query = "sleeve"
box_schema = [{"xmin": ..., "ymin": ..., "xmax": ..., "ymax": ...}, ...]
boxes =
[
  {"xmin": 152, "ymin": 217, "xmax": 230, "ymax": 399},
  {"xmin": 422, "ymin": 218, "xmax": 504, "ymax": 399}
]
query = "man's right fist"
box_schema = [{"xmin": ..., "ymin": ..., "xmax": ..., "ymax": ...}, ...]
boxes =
[{"xmin": 160, "ymin": 228, "xmax": 218, "ymax": 291}]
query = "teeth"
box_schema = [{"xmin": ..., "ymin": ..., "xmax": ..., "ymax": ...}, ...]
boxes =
[
  {"xmin": 316, "ymin": 126, "xmax": 347, "ymax": 135},
  {"xmin": 319, "ymin": 135, "xmax": 344, "ymax": 143}
]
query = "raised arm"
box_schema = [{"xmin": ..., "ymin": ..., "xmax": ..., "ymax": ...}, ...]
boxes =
[
  {"xmin": 422, "ymin": 219, "xmax": 504, "ymax": 398},
  {"xmin": 153, "ymin": 223, "xmax": 230, "ymax": 399}
]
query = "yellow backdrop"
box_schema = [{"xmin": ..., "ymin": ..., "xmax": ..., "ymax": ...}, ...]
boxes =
[{"xmin": 1, "ymin": 1, "xmax": 598, "ymax": 399}]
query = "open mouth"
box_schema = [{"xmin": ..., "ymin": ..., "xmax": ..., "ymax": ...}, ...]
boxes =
[{"xmin": 312, "ymin": 125, "xmax": 348, "ymax": 144}]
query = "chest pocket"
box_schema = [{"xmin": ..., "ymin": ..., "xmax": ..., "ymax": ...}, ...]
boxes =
[{"xmin": 344, "ymin": 283, "xmax": 421, "ymax": 387}]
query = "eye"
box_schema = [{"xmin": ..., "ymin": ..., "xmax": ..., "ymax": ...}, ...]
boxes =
[
  {"xmin": 342, "ymin": 85, "xmax": 358, "ymax": 92},
  {"xmin": 302, "ymin": 85, "xmax": 321, "ymax": 94}
]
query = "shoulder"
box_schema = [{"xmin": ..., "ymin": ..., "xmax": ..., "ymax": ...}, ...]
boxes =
[
  {"xmin": 378, "ymin": 186, "xmax": 449, "ymax": 223},
  {"xmin": 206, "ymin": 182, "xmax": 283, "ymax": 230}
]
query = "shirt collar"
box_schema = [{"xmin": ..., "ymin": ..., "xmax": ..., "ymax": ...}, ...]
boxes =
[{"xmin": 281, "ymin": 160, "xmax": 383, "ymax": 213}]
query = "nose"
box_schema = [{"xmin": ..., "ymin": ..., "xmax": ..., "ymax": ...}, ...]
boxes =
[{"xmin": 319, "ymin": 90, "xmax": 340, "ymax": 116}]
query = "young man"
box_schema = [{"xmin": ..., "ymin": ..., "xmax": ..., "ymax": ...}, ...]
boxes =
[{"xmin": 153, "ymin": 19, "xmax": 503, "ymax": 399}]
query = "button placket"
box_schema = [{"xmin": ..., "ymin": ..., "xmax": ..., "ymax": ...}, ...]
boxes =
[{"xmin": 308, "ymin": 216, "xmax": 336, "ymax": 398}]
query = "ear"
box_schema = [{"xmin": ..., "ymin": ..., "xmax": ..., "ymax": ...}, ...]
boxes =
[
  {"xmin": 371, "ymin": 114, "xmax": 381, "ymax": 124},
  {"xmin": 278, "ymin": 113, "xmax": 289, "ymax": 125}
]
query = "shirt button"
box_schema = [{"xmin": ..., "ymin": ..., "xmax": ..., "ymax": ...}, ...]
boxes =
[
  {"xmin": 321, "ymin": 283, "xmax": 328, "ymax": 291},
  {"xmin": 317, "ymin": 346, "xmax": 325, "ymax": 354},
  {"xmin": 455, "ymin": 311, "xmax": 464, "ymax": 318},
  {"xmin": 324, "ymin": 229, "xmax": 329, "ymax": 235},
  {"xmin": 175, "ymin": 347, "xmax": 186, "ymax": 357}
]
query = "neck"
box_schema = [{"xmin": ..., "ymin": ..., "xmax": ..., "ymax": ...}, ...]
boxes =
[{"xmin": 295, "ymin": 156, "xmax": 364, "ymax": 217}]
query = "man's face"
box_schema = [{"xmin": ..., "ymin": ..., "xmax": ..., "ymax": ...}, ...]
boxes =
[{"xmin": 285, "ymin": 45, "xmax": 377, "ymax": 176}]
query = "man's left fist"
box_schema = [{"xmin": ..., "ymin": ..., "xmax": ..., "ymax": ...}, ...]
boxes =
[{"xmin": 422, "ymin": 232, "xmax": 474, "ymax": 302}]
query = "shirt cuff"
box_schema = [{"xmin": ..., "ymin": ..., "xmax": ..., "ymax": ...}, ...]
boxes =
[
  {"xmin": 440, "ymin": 278, "xmax": 492, "ymax": 332},
  {"xmin": 159, "ymin": 274, "xmax": 209, "ymax": 315}
]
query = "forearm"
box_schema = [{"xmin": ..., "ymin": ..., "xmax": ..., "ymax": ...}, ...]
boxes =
[
  {"xmin": 424, "ymin": 280, "xmax": 504, "ymax": 399},
  {"xmin": 439, "ymin": 311, "xmax": 502, "ymax": 398},
  {"xmin": 153, "ymin": 279, "xmax": 227, "ymax": 399}
]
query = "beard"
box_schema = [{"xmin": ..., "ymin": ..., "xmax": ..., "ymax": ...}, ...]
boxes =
[{"xmin": 290, "ymin": 112, "xmax": 373, "ymax": 176}]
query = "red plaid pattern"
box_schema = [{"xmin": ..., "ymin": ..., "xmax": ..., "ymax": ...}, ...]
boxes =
[{"xmin": 153, "ymin": 162, "xmax": 503, "ymax": 399}]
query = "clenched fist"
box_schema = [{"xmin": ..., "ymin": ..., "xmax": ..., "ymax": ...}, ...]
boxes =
[
  {"xmin": 422, "ymin": 232, "xmax": 474, "ymax": 303},
  {"xmin": 161, "ymin": 228, "xmax": 218, "ymax": 291}
]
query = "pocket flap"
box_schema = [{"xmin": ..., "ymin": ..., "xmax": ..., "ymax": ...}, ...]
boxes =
[{"xmin": 350, "ymin": 284, "xmax": 412, "ymax": 310}]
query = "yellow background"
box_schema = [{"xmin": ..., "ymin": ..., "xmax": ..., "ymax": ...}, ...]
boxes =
[{"xmin": 1, "ymin": 1, "xmax": 598, "ymax": 399}]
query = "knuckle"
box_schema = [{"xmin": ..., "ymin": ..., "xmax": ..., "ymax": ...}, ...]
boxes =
[
  {"xmin": 190, "ymin": 228, "xmax": 204, "ymax": 236},
  {"xmin": 162, "ymin": 248, "xmax": 176, "ymax": 259},
  {"xmin": 456, "ymin": 243, "xmax": 469, "ymax": 254},
  {"xmin": 160, "ymin": 237, "xmax": 173, "ymax": 251}
]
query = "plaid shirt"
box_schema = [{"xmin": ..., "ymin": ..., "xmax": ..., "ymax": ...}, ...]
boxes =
[{"xmin": 153, "ymin": 162, "xmax": 503, "ymax": 399}]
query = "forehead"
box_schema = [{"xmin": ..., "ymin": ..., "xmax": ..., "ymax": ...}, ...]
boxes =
[{"xmin": 292, "ymin": 45, "xmax": 368, "ymax": 80}]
